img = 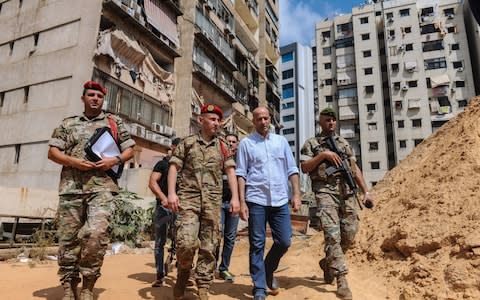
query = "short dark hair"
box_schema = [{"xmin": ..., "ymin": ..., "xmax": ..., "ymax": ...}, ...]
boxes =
[
  {"xmin": 225, "ymin": 132, "xmax": 239, "ymax": 141},
  {"xmin": 172, "ymin": 137, "xmax": 181, "ymax": 146}
]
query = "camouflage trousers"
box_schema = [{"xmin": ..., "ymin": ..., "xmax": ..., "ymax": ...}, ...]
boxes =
[
  {"xmin": 175, "ymin": 202, "xmax": 221, "ymax": 289},
  {"xmin": 56, "ymin": 191, "xmax": 114, "ymax": 283},
  {"xmin": 315, "ymin": 192, "xmax": 359, "ymax": 277}
]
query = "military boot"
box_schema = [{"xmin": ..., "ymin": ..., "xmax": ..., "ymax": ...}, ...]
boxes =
[
  {"xmin": 173, "ymin": 270, "xmax": 190, "ymax": 299},
  {"xmin": 319, "ymin": 258, "xmax": 334, "ymax": 284},
  {"xmin": 80, "ymin": 276, "xmax": 97, "ymax": 300},
  {"xmin": 198, "ymin": 287, "xmax": 209, "ymax": 300},
  {"xmin": 336, "ymin": 275, "xmax": 352, "ymax": 300},
  {"xmin": 62, "ymin": 278, "xmax": 80, "ymax": 300}
]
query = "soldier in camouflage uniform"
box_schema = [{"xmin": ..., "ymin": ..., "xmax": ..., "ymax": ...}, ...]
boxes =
[
  {"xmin": 167, "ymin": 104, "xmax": 240, "ymax": 300},
  {"xmin": 300, "ymin": 108, "xmax": 373, "ymax": 300},
  {"xmin": 48, "ymin": 81, "xmax": 135, "ymax": 300}
]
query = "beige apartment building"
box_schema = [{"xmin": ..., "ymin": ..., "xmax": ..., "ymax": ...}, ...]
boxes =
[
  {"xmin": 314, "ymin": 0, "xmax": 475, "ymax": 187},
  {"xmin": 0, "ymin": 0, "xmax": 280, "ymax": 216}
]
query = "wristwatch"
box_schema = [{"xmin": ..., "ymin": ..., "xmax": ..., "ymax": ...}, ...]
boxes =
[{"xmin": 115, "ymin": 155, "xmax": 122, "ymax": 165}]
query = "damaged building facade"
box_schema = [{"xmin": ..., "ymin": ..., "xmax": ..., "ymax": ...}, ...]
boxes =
[{"xmin": 0, "ymin": 0, "xmax": 280, "ymax": 216}]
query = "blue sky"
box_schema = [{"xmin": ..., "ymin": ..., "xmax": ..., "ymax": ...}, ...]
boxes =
[{"xmin": 279, "ymin": 0, "xmax": 366, "ymax": 46}]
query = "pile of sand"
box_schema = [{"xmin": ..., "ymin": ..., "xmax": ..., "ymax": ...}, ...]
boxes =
[{"xmin": 348, "ymin": 97, "xmax": 480, "ymax": 299}]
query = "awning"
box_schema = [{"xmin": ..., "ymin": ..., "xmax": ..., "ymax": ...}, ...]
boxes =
[
  {"xmin": 339, "ymin": 125, "xmax": 355, "ymax": 139},
  {"xmin": 408, "ymin": 98, "xmax": 421, "ymax": 109},
  {"xmin": 339, "ymin": 105, "xmax": 358, "ymax": 120},
  {"xmin": 404, "ymin": 61, "xmax": 417, "ymax": 71},
  {"xmin": 431, "ymin": 74, "xmax": 450, "ymax": 88},
  {"xmin": 95, "ymin": 29, "xmax": 146, "ymax": 69},
  {"xmin": 144, "ymin": 0, "xmax": 180, "ymax": 47}
]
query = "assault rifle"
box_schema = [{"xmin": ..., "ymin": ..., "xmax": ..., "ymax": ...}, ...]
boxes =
[{"xmin": 324, "ymin": 135, "xmax": 373, "ymax": 209}]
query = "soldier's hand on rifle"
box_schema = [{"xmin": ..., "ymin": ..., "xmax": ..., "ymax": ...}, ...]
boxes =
[
  {"xmin": 363, "ymin": 192, "xmax": 374, "ymax": 209},
  {"xmin": 167, "ymin": 193, "xmax": 180, "ymax": 212},
  {"xmin": 323, "ymin": 150, "xmax": 342, "ymax": 167}
]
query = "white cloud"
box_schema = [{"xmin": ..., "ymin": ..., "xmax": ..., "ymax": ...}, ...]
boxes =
[{"xmin": 279, "ymin": 0, "xmax": 324, "ymax": 46}]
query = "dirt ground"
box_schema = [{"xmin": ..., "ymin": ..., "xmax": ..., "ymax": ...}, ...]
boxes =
[{"xmin": 0, "ymin": 233, "xmax": 390, "ymax": 300}]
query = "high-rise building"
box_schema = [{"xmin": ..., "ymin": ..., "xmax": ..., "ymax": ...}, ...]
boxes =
[
  {"xmin": 279, "ymin": 43, "xmax": 314, "ymax": 163},
  {"xmin": 0, "ymin": 0, "xmax": 280, "ymax": 214},
  {"xmin": 314, "ymin": 0, "xmax": 476, "ymax": 187}
]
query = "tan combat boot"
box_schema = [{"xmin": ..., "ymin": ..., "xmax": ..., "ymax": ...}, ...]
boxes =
[
  {"xmin": 173, "ymin": 270, "xmax": 190, "ymax": 299},
  {"xmin": 62, "ymin": 278, "xmax": 80, "ymax": 300},
  {"xmin": 198, "ymin": 287, "xmax": 209, "ymax": 300},
  {"xmin": 336, "ymin": 275, "xmax": 353, "ymax": 300},
  {"xmin": 80, "ymin": 276, "xmax": 97, "ymax": 300}
]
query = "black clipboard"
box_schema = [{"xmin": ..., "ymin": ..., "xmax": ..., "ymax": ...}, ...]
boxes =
[{"xmin": 84, "ymin": 127, "xmax": 124, "ymax": 179}]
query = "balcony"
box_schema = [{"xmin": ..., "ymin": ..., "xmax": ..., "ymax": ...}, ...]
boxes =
[
  {"xmin": 103, "ymin": 0, "xmax": 180, "ymax": 57},
  {"xmin": 195, "ymin": 9, "xmax": 237, "ymax": 71},
  {"xmin": 265, "ymin": 34, "xmax": 280, "ymax": 62},
  {"xmin": 235, "ymin": 0, "xmax": 259, "ymax": 30},
  {"xmin": 192, "ymin": 60, "xmax": 236, "ymax": 103},
  {"xmin": 163, "ymin": 0, "xmax": 183, "ymax": 16}
]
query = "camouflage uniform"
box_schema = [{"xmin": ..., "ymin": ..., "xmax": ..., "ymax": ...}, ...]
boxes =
[
  {"xmin": 300, "ymin": 133, "xmax": 359, "ymax": 278},
  {"xmin": 169, "ymin": 134, "xmax": 235, "ymax": 289},
  {"xmin": 49, "ymin": 112, "xmax": 135, "ymax": 283}
]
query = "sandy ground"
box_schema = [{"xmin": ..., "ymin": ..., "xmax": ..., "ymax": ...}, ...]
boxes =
[{"xmin": 0, "ymin": 234, "xmax": 390, "ymax": 300}]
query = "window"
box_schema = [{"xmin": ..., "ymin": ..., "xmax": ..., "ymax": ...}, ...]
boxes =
[
  {"xmin": 453, "ymin": 61, "xmax": 463, "ymax": 69},
  {"xmin": 444, "ymin": 8, "xmax": 454, "ymax": 16},
  {"xmin": 282, "ymin": 83, "xmax": 294, "ymax": 99},
  {"xmin": 283, "ymin": 128, "xmax": 295, "ymax": 134},
  {"xmin": 421, "ymin": 7, "xmax": 434, "ymax": 16},
  {"xmin": 364, "ymin": 68, "xmax": 373, "ymax": 75},
  {"xmin": 451, "ymin": 43, "xmax": 459, "ymax": 50},
  {"xmin": 422, "ymin": 40, "xmax": 444, "ymax": 52},
  {"xmin": 455, "ymin": 81, "xmax": 465, "ymax": 87},
  {"xmin": 393, "ymin": 82, "xmax": 401, "ymax": 90},
  {"xmin": 282, "ymin": 115, "xmax": 295, "ymax": 122},
  {"xmin": 399, "ymin": 9, "xmax": 410, "ymax": 17},
  {"xmin": 447, "ymin": 26, "xmax": 457, "ymax": 33},
  {"xmin": 399, "ymin": 140, "xmax": 407, "ymax": 148},
  {"xmin": 426, "ymin": 78, "xmax": 431, "ymax": 88},
  {"xmin": 386, "ymin": 12, "xmax": 393, "ymax": 19},
  {"xmin": 335, "ymin": 37, "xmax": 354, "ymax": 49},
  {"xmin": 14, "ymin": 144, "xmax": 21, "ymax": 164},
  {"xmin": 420, "ymin": 24, "xmax": 439, "ymax": 34},
  {"xmin": 370, "ymin": 161, "xmax": 380, "ymax": 169},
  {"xmin": 404, "ymin": 26, "xmax": 412, "ymax": 33},
  {"xmin": 337, "ymin": 23, "xmax": 353, "ymax": 34},
  {"xmin": 324, "ymin": 63, "xmax": 331, "ymax": 69},
  {"xmin": 366, "ymin": 103, "xmax": 376, "ymax": 112},
  {"xmin": 282, "ymin": 102, "xmax": 294, "ymax": 109},
  {"xmin": 391, "ymin": 63, "xmax": 399, "ymax": 71},
  {"xmin": 282, "ymin": 52, "xmax": 293, "ymax": 62},
  {"xmin": 325, "ymin": 95, "xmax": 333, "ymax": 102},
  {"xmin": 365, "ymin": 86, "xmax": 374, "ymax": 94},
  {"xmin": 325, "ymin": 79, "xmax": 333, "ymax": 86},
  {"xmin": 395, "ymin": 100, "xmax": 402, "ymax": 109},
  {"xmin": 389, "ymin": 29, "xmax": 395, "ymax": 38},
  {"xmin": 368, "ymin": 122, "xmax": 377, "ymax": 131},
  {"xmin": 323, "ymin": 47, "xmax": 331, "ymax": 56},
  {"xmin": 412, "ymin": 119, "xmax": 422, "ymax": 128},
  {"xmin": 361, "ymin": 33, "xmax": 370, "ymax": 40},
  {"xmin": 438, "ymin": 96, "xmax": 450, "ymax": 107},
  {"xmin": 424, "ymin": 57, "xmax": 447, "ymax": 70},
  {"xmin": 282, "ymin": 69, "xmax": 293, "ymax": 80},
  {"xmin": 414, "ymin": 139, "xmax": 424, "ymax": 146},
  {"xmin": 360, "ymin": 17, "xmax": 369, "ymax": 24},
  {"xmin": 322, "ymin": 31, "xmax": 331, "ymax": 39},
  {"xmin": 408, "ymin": 80, "xmax": 418, "ymax": 88},
  {"xmin": 369, "ymin": 142, "xmax": 379, "ymax": 151},
  {"xmin": 458, "ymin": 99, "xmax": 468, "ymax": 107},
  {"xmin": 376, "ymin": 11, "xmax": 381, "ymax": 16},
  {"xmin": 288, "ymin": 141, "xmax": 295, "ymax": 146},
  {"xmin": 363, "ymin": 50, "xmax": 372, "ymax": 58},
  {"xmin": 398, "ymin": 120, "xmax": 405, "ymax": 128},
  {"xmin": 405, "ymin": 43, "xmax": 413, "ymax": 51}
]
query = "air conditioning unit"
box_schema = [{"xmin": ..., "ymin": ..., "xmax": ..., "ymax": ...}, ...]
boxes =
[
  {"xmin": 192, "ymin": 105, "xmax": 201, "ymax": 114},
  {"xmin": 145, "ymin": 130, "xmax": 154, "ymax": 141},
  {"xmin": 151, "ymin": 122, "xmax": 162, "ymax": 133},
  {"xmin": 387, "ymin": 17, "xmax": 394, "ymax": 23},
  {"xmin": 163, "ymin": 126, "xmax": 174, "ymax": 137},
  {"xmin": 398, "ymin": 45, "xmax": 405, "ymax": 51},
  {"xmin": 447, "ymin": 14, "xmax": 454, "ymax": 19},
  {"xmin": 368, "ymin": 110, "xmax": 375, "ymax": 115},
  {"xmin": 322, "ymin": 37, "xmax": 327, "ymax": 42},
  {"xmin": 401, "ymin": 85, "xmax": 409, "ymax": 91},
  {"xmin": 451, "ymin": 88, "xmax": 456, "ymax": 93},
  {"xmin": 205, "ymin": 0, "xmax": 214, "ymax": 10},
  {"xmin": 457, "ymin": 67, "xmax": 464, "ymax": 72}
]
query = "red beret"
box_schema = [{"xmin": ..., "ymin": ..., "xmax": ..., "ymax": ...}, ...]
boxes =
[
  {"xmin": 201, "ymin": 104, "xmax": 223, "ymax": 120},
  {"xmin": 83, "ymin": 80, "xmax": 107, "ymax": 95}
]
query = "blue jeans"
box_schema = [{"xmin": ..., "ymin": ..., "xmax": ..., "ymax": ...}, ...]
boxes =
[
  {"xmin": 247, "ymin": 202, "xmax": 291, "ymax": 297},
  {"xmin": 218, "ymin": 201, "xmax": 240, "ymax": 272},
  {"xmin": 154, "ymin": 204, "xmax": 171, "ymax": 279}
]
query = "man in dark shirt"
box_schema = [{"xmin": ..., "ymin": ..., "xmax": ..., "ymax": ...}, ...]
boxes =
[{"xmin": 148, "ymin": 137, "xmax": 181, "ymax": 287}]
